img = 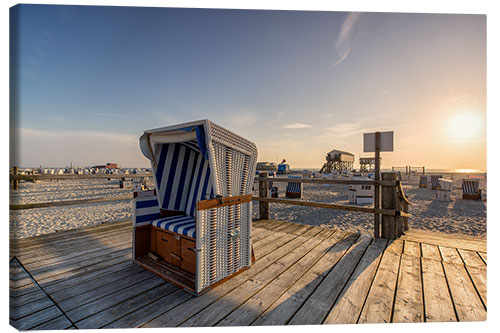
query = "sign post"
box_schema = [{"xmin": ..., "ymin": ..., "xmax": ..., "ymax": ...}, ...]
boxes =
[
  {"xmin": 374, "ymin": 132, "xmax": 381, "ymax": 238},
  {"xmin": 363, "ymin": 131, "xmax": 394, "ymax": 238}
]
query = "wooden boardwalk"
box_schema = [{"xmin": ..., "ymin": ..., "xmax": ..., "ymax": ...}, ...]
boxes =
[{"xmin": 9, "ymin": 219, "xmax": 487, "ymax": 329}]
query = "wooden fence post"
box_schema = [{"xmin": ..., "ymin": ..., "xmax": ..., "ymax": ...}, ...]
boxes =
[
  {"xmin": 259, "ymin": 173, "xmax": 269, "ymax": 220},
  {"xmin": 381, "ymin": 172, "xmax": 398, "ymax": 239},
  {"xmin": 12, "ymin": 166, "xmax": 18, "ymax": 190}
]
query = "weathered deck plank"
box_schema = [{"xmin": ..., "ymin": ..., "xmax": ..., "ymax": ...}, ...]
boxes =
[
  {"xmin": 10, "ymin": 219, "xmax": 487, "ymax": 329},
  {"xmin": 392, "ymin": 254, "xmax": 424, "ymax": 322},
  {"xmin": 421, "ymin": 257, "xmax": 456, "ymax": 322},
  {"xmin": 357, "ymin": 239, "xmax": 403, "ymax": 324},
  {"xmin": 323, "ymin": 237, "xmax": 387, "ymax": 324},
  {"xmin": 442, "ymin": 261, "xmax": 487, "ymax": 321}
]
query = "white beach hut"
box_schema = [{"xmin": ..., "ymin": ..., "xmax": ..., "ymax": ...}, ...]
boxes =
[{"xmin": 133, "ymin": 120, "xmax": 258, "ymax": 295}]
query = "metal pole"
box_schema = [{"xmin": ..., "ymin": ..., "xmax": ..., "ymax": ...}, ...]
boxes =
[{"xmin": 374, "ymin": 132, "xmax": 381, "ymax": 238}]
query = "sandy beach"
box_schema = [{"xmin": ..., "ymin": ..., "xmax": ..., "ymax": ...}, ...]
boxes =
[{"xmin": 9, "ymin": 173, "xmax": 486, "ymax": 239}]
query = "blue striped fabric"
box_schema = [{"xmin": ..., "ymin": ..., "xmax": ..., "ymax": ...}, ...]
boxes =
[
  {"xmin": 152, "ymin": 215, "xmax": 196, "ymax": 239},
  {"xmin": 134, "ymin": 195, "xmax": 161, "ymax": 227},
  {"xmin": 153, "ymin": 143, "xmax": 214, "ymax": 216},
  {"xmin": 286, "ymin": 177, "xmax": 302, "ymax": 193},
  {"xmin": 462, "ymin": 180, "xmax": 479, "ymax": 195},
  {"xmin": 286, "ymin": 182, "xmax": 302, "ymax": 193}
]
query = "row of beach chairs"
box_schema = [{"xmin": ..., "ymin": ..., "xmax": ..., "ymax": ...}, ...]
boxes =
[
  {"xmin": 262, "ymin": 172, "xmax": 303, "ymax": 199},
  {"xmin": 419, "ymin": 175, "xmax": 482, "ymax": 200}
]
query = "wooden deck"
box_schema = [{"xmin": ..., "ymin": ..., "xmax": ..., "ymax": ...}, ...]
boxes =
[{"xmin": 9, "ymin": 219, "xmax": 487, "ymax": 329}]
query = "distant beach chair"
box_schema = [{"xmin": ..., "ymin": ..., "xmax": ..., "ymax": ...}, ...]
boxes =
[
  {"xmin": 267, "ymin": 172, "xmax": 278, "ymax": 198},
  {"xmin": 430, "ymin": 175, "xmax": 442, "ymax": 190},
  {"xmin": 462, "ymin": 178, "xmax": 481, "ymax": 200},
  {"xmin": 286, "ymin": 176, "xmax": 303, "ymax": 198},
  {"xmin": 436, "ymin": 179, "xmax": 453, "ymax": 201},
  {"xmin": 419, "ymin": 175, "xmax": 428, "ymax": 188},
  {"xmin": 133, "ymin": 119, "xmax": 258, "ymax": 296}
]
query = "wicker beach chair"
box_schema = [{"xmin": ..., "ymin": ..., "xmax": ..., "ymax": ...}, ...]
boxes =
[
  {"xmin": 462, "ymin": 178, "xmax": 481, "ymax": 200},
  {"xmin": 133, "ymin": 120, "xmax": 258, "ymax": 295},
  {"xmin": 430, "ymin": 175, "xmax": 442, "ymax": 190},
  {"xmin": 419, "ymin": 175, "xmax": 428, "ymax": 188},
  {"xmin": 286, "ymin": 176, "xmax": 303, "ymax": 198}
]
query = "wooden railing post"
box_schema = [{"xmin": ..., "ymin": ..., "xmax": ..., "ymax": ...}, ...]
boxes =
[
  {"xmin": 258, "ymin": 173, "xmax": 269, "ymax": 220},
  {"xmin": 381, "ymin": 172, "xmax": 398, "ymax": 239},
  {"xmin": 12, "ymin": 166, "xmax": 18, "ymax": 190}
]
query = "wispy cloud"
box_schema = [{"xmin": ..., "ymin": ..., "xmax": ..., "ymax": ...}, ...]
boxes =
[
  {"xmin": 282, "ymin": 123, "xmax": 312, "ymax": 129},
  {"xmin": 15, "ymin": 128, "xmax": 137, "ymax": 145},
  {"xmin": 90, "ymin": 112, "xmax": 130, "ymax": 119},
  {"xmin": 381, "ymin": 89, "xmax": 390, "ymax": 95},
  {"xmin": 224, "ymin": 111, "xmax": 259, "ymax": 128},
  {"xmin": 332, "ymin": 12, "xmax": 364, "ymax": 67}
]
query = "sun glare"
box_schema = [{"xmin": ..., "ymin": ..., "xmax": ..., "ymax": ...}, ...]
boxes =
[{"xmin": 448, "ymin": 111, "xmax": 484, "ymax": 141}]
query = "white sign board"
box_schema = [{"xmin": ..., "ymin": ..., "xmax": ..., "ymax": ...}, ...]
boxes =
[{"xmin": 363, "ymin": 131, "xmax": 394, "ymax": 152}]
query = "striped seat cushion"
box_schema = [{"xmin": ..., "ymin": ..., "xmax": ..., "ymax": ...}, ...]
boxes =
[{"xmin": 152, "ymin": 215, "xmax": 196, "ymax": 239}]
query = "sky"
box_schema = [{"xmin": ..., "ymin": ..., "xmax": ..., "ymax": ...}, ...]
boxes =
[{"xmin": 9, "ymin": 4, "xmax": 487, "ymax": 170}]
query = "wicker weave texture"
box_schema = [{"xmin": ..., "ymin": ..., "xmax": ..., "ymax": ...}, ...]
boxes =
[{"xmin": 196, "ymin": 201, "xmax": 252, "ymax": 292}]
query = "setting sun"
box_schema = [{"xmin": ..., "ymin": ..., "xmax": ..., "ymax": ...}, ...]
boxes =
[{"xmin": 448, "ymin": 111, "xmax": 484, "ymax": 141}]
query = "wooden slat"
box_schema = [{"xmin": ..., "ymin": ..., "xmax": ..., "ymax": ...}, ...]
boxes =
[
  {"xmin": 141, "ymin": 226, "xmax": 326, "ymax": 328},
  {"xmin": 457, "ymin": 249, "xmax": 486, "ymax": 268},
  {"xmin": 442, "ymin": 261, "xmax": 486, "ymax": 321},
  {"xmin": 324, "ymin": 238, "xmax": 387, "ymax": 324},
  {"xmin": 288, "ymin": 235, "xmax": 371, "ymax": 325},
  {"xmin": 253, "ymin": 196, "xmax": 400, "ymax": 216},
  {"xmin": 392, "ymin": 254, "xmax": 424, "ymax": 322},
  {"xmin": 421, "ymin": 257, "xmax": 456, "ymax": 322},
  {"xmin": 215, "ymin": 230, "xmax": 335, "ymax": 326},
  {"xmin": 465, "ymin": 265, "xmax": 487, "ymax": 308},
  {"xmin": 357, "ymin": 240, "xmax": 403, "ymax": 323},
  {"xmin": 420, "ymin": 243, "xmax": 441, "ymax": 261},
  {"xmin": 403, "ymin": 241, "xmax": 421, "ymax": 257},
  {"xmin": 439, "ymin": 246, "xmax": 463, "ymax": 265},
  {"xmin": 478, "ymin": 252, "xmax": 487, "ymax": 264}
]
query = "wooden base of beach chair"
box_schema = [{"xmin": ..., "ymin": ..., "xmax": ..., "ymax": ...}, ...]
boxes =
[
  {"xmin": 431, "ymin": 186, "xmax": 440, "ymax": 190},
  {"xmin": 419, "ymin": 184, "xmax": 427, "ymax": 188},
  {"xmin": 134, "ymin": 256, "xmax": 249, "ymax": 296},
  {"xmin": 286, "ymin": 192, "xmax": 302, "ymax": 199},
  {"xmin": 463, "ymin": 193, "xmax": 481, "ymax": 200}
]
